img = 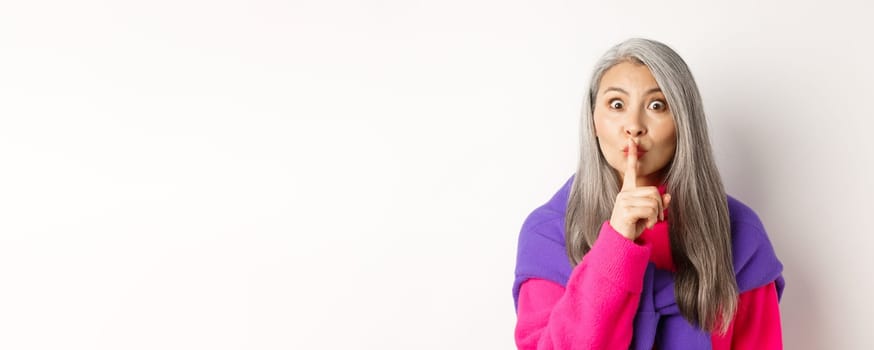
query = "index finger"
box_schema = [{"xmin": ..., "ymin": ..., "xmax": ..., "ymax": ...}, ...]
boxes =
[{"xmin": 622, "ymin": 138, "xmax": 638, "ymax": 190}]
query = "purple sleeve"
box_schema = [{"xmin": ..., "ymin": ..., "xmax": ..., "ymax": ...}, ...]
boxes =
[{"xmin": 514, "ymin": 221, "xmax": 652, "ymax": 349}]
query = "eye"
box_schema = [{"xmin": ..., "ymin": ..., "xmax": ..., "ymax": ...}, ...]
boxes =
[
  {"xmin": 648, "ymin": 100, "xmax": 667, "ymax": 111},
  {"xmin": 609, "ymin": 99, "xmax": 624, "ymax": 109}
]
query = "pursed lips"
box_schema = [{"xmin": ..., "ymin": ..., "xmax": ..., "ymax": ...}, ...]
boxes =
[{"xmin": 622, "ymin": 146, "xmax": 646, "ymax": 158}]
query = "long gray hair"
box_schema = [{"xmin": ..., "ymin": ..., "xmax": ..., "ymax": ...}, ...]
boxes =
[{"xmin": 565, "ymin": 38, "xmax": 738, "ymax": 334}]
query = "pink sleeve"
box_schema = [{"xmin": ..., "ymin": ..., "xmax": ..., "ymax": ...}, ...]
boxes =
[
  {"xmin": 711, "ymin": 281, "xmax": 783, "ymax": 349},
  {"xmin": 514, "ymin": 221, "xmax": 652, "ymax": 349}
]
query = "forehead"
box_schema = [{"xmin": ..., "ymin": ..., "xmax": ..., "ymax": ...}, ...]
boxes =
[{"xmin": 598, "ymin": 61, "xmax": 661, "ymax": 93}]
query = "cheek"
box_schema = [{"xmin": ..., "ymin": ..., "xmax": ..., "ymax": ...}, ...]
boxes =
[
  {"xmin": 656, "ymin": 119, "xmax": 677, "ymax": 148},
  {"xmin": 592, "ymin": 119, "xmax": 611, "ymax": 152},
  {"xmin": 658, "ymin": 131, "xmax": 678, "ymax": 162},
  {"xmin": 592, "ymin": 112, "xmax": 612, "ymax": 139}
]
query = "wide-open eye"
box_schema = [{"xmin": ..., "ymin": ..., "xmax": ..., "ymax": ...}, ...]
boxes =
[
  {"xmin": 609, "ymin": 99, "xmax": 624, "ymax": 109},
  {"xmin": 648, "ymin": 100, "xmax": 667, "ymax": 111}
]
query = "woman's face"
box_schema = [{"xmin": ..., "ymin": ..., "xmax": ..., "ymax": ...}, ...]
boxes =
[{"xmin": 593, "ymin": 61, "xmax": 677, "ymax": 187}]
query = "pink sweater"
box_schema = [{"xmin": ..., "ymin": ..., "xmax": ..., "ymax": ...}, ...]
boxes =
[{"xmin": 514, "ymin": 217, "xmax": 782, "ymax": 349}]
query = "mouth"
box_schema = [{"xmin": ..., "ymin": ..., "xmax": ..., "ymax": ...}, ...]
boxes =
[
  {"xmin": 621, "ymin": 146, "xmax": 647, "ymax": 155},
  {"xmin": 622, "ymin": 150, "xmax": 645, "ymax": 159},
  {"xmin": 622, "ymin": 146, "xmax": 646, "ymax": 158}
]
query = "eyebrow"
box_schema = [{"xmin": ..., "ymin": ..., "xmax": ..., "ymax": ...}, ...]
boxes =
[{"xmin": 602, "ymin": 86, "xmax": 662, "ymax": 95}]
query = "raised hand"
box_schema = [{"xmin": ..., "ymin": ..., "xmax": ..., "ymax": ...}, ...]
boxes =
[{"xmin": 608, "ymin": 138, "xmax": 672, "ymax": 240}]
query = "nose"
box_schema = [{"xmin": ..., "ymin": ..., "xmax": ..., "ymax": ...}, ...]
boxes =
[
  {"xmin": 624, "ymin": 111, "xmax": 647, "ymax": 137},
  {"xmin": 625, "ymin": 126, "xmax": 645, "ymax": 137}
]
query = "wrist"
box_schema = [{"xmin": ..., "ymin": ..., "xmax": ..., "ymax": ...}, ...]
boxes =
[{"xmin": 608, "ymin": 220, "xmax": 635, "ymax": 241}]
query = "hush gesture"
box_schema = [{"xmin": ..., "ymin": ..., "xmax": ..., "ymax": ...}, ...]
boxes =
[{"xmin": 609, "ymin": 138, "xmax": 672, "ymax": 240}]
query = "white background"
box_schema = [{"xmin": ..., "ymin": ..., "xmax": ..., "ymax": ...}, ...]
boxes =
[{"xmin": 1, "ymin": 0, "xmax": 872, "ymax": 349}]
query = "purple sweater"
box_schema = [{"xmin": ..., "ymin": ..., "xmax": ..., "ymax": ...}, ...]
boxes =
[{"xmin": 513, "ymin": 174, "xmax": 785, "ymax": 349}]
